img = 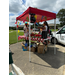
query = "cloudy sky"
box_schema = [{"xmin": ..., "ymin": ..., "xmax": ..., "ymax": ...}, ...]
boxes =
[{"xmin": 9, "ymin": 0, "xmax": 65, "ymax": 26}]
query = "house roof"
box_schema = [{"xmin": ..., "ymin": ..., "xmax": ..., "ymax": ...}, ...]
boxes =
[{"xmin": 48, "ymin": 24, "xmax": 54, "ymax": 26}]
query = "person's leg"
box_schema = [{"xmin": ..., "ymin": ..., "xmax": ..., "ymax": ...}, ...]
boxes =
[
  {"xmin": 26, "ymin": 40, "xmax": 29, "ymax": 46},
  {"xmin": 26, "ymin": 40, "xmax": 27, "ymax": 43},
  {"xmin": 44, "ymin": 31, "xmax": 47, "ymax": 39},
  {"xmin": 42, "ymin": 31, "xmax": 45, "ymax": 39},
  {"xmin": 27, "ymin": 40, "xmax": 29, "ymax": 46},
  {"xmin": 42, "ymin": 31, "xmax": 44, "ymax": 39},
  {"xmin": 44, "ymin": 31, "xmax": 48, "ymax": 45}
]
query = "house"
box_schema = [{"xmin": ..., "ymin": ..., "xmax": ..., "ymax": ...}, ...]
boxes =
[{"xmin": 48, "ymin": 24, "xmax": 58, "ymax": 29}]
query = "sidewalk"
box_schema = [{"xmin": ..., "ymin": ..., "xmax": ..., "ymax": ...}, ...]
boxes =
[{"xmin": 9, "ymin": 42, "xmax": 65, "ymax": 75}]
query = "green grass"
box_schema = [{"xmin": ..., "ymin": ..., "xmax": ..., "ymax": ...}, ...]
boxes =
[
  {"xmin": 9, "ymin": 30, "xmax": 15, "ymax": 32},
  {"xmin": 50, "ymin": 29, "xmax": 58, "ymax": 32},
  {"xmin": 9, "ymin": 30, "xmax": 24, "ymax": 44},
  {"xmin": 9, "ymin": 29, "xmax": 58, "ymax": 44}
]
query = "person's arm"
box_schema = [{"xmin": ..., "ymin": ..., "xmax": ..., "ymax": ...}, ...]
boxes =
[
  {"xmin": 38, "ymin": 27, "xmax": 46, "ymax": 30},
  {"xmin": 21, "ymin": 43, "xmax": 24, "ymax": 47}
]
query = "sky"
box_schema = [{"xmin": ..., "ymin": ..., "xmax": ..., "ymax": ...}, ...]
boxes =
[{"xmin": 9, "ymin": 0, "xmax": 65, "ymax": 27}]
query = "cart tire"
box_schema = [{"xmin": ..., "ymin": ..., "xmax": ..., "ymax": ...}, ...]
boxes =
[{"xmin": 51, "ymin": 37, "xmax": 58, "ymax": 44}]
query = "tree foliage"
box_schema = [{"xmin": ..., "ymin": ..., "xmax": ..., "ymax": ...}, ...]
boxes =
[{"xmin": 57, "ymin": 9, "xmax": 65, "ymax": 27}]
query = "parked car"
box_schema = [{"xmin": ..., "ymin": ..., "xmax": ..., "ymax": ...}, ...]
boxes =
[{"xmin": 51, "ymin": 25, "xmax": 65, "ymax": 45}]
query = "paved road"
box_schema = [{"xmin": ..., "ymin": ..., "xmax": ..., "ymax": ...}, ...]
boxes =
[{"xmin": 9, "ymin": 42, "xmax": 65, "ymax": 75}]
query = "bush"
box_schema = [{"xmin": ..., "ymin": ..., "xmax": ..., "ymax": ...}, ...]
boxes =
[{"xmin": 9, "ymin": 27, "xmax": 23, "ymax": 30}]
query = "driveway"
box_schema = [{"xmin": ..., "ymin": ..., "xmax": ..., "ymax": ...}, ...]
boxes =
[{"xmin": 9, "ymin": 42, "xmax": 65, "ymax": 75}]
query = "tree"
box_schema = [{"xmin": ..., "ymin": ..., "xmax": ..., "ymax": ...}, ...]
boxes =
[
  {"xmin": 57, "ymin": 9, "xmax": 65, "ymax": 27},
  {"xmin": 56, "ymin": 24, "xmax": 60, "ymax": 27}
]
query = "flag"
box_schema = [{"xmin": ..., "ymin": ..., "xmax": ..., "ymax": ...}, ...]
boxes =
[
  {"xmin": 18, "ymin": 37, "xmax": 20, "ymax": 40},
  {"xmin": 26, "ymin": 17, "xmax": 29, "ymax": 21},
  {"xmin": 44, "ymin": 16, "xmax": 47, "ymax": 20},
  {"xmin": 18, "ymin": 30, "xmax": 20, "ymax": 33},
  {"xmin": 15, "ymin": 21, "xmax": 17, "ymax": 24},
  {"xmin": 34, "ymin": 15, "xmax": 37, "ymax": 19},
  {"xmin": 19, "ymin": 25, "xmax": 20, "ymax": 27},
  {"xmin": 41, "ymin": 16, "xmax": 44, "ymax": 20},
  {"xmin": 17, "ymin": 25, "xmax": 19, "ymax": 28},
  {"xmin": 19, "ymin": 22, "xmax": 21, "ymax": 25},
  {"xmin": 18, "ymin": 22, "xmax": 19, "ymax": 25}
]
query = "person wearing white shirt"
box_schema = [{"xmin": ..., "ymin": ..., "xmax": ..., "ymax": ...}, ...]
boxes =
[
  {"xmin": 24, "ymin": 24, "xmax": 29, "ymax": 46},
  {"xmin": 24, "ymin": 25, "xmax": 29, "ymax": 37},
  {"xmin": 38, "ymin": 21, "xmax": 49, "ymax": 39}
]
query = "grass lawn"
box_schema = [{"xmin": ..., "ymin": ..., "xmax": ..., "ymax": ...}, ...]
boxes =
[
  {"xmin": 9, "ymin": 29, "xmax": 58, "ymax": 44},
  {"xmin": 50, "ymin": 29, "xmax": 58, "ymax": 32},
  {"xmin": 9, "ymin": 30, "xmax": 24, "ymax": 44}
]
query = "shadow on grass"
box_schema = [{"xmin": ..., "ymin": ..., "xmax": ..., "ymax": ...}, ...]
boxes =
[{"xmin": 32, "ymin": 47, "xmax": 65, "ymax": 69}]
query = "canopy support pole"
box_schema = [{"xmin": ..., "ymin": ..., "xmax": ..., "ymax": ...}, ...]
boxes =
[
  {"xmin": 29, "ymin": 14, "xmax": 31, "ymax": 62},
  {"xmin": 54, "ymin": 19, "xmax": 56, "ymax": 54},
  {"xmin": 34, "ymin": 23, "xmax": 35, "ymax": 33},
  {"xmin": 16, "ymin": 21, "xmax": 18, "ymax": 48}
]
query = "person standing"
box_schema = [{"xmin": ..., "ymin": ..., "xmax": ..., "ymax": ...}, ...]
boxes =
[
  {"xmin": 38, "ymin": 21, "xmax": 49, "ymax": 39},
  {"xmin": 24, "ymin": 24, "xmax": 29, "ymax": 46},
  {"xmin": 24, "ymin": 24, "xmax": 29, "ymax": 37}
]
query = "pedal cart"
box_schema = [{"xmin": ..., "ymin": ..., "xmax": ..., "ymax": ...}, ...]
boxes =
[{"xmin": 16, "ymin": 7, "xmax": 56, "ymax": 62}]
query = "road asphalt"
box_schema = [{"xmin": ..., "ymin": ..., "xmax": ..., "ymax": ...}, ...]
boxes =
[{"xmin": 9, "ymin": 42, "xmax": 65, "ymax": 75}]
